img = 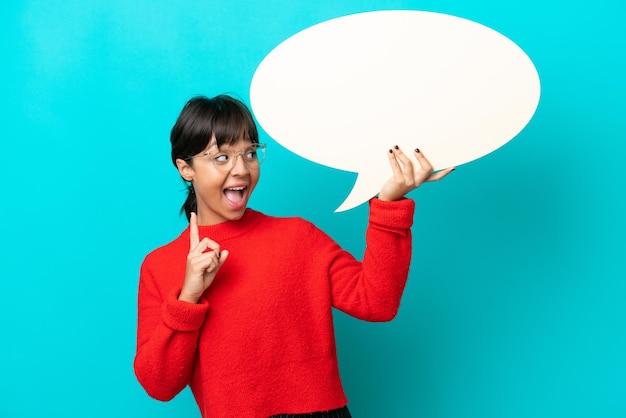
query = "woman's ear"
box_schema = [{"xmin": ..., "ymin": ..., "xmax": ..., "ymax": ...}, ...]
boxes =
[{"xmin": 175, "ymin": 158, "xmax": 195, "ymax": 182}]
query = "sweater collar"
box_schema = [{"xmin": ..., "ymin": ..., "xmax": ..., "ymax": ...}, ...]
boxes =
[{"xmin": 183, "ymin": 208, "xmax": 261, "ymax": 242}]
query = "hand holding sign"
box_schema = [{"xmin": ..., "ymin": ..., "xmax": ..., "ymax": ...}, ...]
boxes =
[{"xmin": 378, "ymin": 146, "xmax": 455, "ymax": 202}]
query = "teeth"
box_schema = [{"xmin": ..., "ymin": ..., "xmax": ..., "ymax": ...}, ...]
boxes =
[{"xmin": 226, "ymin": 187, "xmax": 245, "ymax": 191}]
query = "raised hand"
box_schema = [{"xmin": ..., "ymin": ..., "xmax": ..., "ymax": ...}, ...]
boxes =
[
  {"xmin": 378, "ymin": 146, "xmax": 455, "ymax": 202},
  {"xmin": 178, "ymin": 212, "xmax": 229, "ymax": 303}
]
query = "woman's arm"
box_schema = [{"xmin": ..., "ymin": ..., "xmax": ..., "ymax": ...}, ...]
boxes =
[
  {"xmin": 134, "ymin": 265, "xmax": 209, "ymax": 401},
  {"xmin": 328, "ymin": 147, "xmax": 453, "ymax": 320},
  {"xmin": 134, "ymin": 213, "xmax": 228, "ymax": 400},
  {"xmin": 326, "ymin": 197, "xmax": 414, "ymax": 321}
]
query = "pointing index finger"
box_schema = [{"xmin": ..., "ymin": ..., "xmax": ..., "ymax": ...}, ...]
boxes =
[{"xmin": 190, "ymin": 212, "xmax": 200, "ymax": 247}]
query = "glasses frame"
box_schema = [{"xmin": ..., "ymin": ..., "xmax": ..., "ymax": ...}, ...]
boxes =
[{"xmin": 185, "ymin": 143, "xmax": 266, "ymax": 172}]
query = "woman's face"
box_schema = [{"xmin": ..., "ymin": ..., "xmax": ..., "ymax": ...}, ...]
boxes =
[{"xmin": 176, "ymin": 137, "xmax": 260, "ymax": 225}]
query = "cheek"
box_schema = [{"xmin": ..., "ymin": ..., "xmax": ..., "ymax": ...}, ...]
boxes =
[
  {"xmin": 251, "ymin": 170, "xmax": 261, "ymax": 189},
  {"xmin": 195, "ymin": 172, "xmax": 226, "ymax": 195}
]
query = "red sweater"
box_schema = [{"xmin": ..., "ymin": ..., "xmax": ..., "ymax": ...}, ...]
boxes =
[{"xmin": 134, "ymin": 198, "xmax": 415, "ymax": 417}]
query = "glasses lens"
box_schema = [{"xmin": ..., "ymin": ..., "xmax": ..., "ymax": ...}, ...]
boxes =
[
  {"xmin": 212, "ymin": 144, "xmax": 266, "ymax": 171},
  {"xmin": 255, "ymin": 144, "xmax": 266, "ymax": 166}
]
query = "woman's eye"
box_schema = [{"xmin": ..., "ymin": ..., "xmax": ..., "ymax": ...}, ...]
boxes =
[
  {"xmin": 245, "ymin": 150, "xmax": 257, "ymax": 160},
  {"xmin": 214, "ymin": 154, "xmax": 229, "ymax": 163}
]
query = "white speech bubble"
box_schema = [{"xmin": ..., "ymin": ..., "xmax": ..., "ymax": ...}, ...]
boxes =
[{"xmin": 250, "ymin": 10, "xmax": 540, "ymax": 212}]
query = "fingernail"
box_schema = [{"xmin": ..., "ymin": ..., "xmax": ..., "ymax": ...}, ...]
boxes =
[
  {"xmin": 389, "ymin": 149, "xmax": 393, "ymax": 153},
  {"xmin": 394, "ymin": 145, "xmax": 399, "ymax": 150},
  {"xmin": 415, "ymin": 148, "xmax": 420, "ymax": 153}
]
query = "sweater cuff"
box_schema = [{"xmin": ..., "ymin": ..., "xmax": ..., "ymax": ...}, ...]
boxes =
[
  {"xmin": 369, "ymin": 197, "xmax": 415, "ymax": 229},
  {"xmin": 161, "ymin": 288, "xmax": 209, "ymax": 332}
]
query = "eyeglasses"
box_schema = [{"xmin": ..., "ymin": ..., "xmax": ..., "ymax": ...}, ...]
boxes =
[{"xmin": 185, "ymin": 143, "xmax": 266, "ymax": 172}]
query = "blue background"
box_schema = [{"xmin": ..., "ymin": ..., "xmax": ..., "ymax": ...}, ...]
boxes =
[{"xmin": 1, "ymin": 1, "xmax": 625, "ymax": 417}]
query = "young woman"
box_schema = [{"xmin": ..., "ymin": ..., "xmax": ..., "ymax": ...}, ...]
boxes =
[{"xmin": 134, "ymin": 95, "xmax": 454, "ymax": 417}]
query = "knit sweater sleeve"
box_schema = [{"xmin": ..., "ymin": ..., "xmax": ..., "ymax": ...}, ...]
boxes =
[
  {"xmin": 134, "ymin": 257, "xmax": 209, "ymax": 401},
  {"xmin": 325, "ymin": 197, "xmax": 415, "ymax": 321}
]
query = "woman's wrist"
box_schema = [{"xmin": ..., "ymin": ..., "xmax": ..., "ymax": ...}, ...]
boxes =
[{"xmin": 178, "ymin": 290, "xmax": 200, "ymax": 304}]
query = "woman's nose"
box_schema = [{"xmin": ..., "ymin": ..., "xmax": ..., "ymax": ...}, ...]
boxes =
[{"xmin": 229, "ymin": 153, "xmax": 249, "ymax": 175}]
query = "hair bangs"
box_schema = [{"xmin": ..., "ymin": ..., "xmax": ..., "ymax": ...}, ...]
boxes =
[{"xmin": 212, "ymin": 111, "xmax": 253, "ymax": 147}]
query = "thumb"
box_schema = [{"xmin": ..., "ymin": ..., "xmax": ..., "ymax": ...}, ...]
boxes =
[{"xmin": 218, "ymin": 250, "xmax": 230, "ymax": 266}]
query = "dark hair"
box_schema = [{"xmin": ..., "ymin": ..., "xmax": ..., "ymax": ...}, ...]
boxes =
[{"xmin": 170, "ymin": 94, "xmax": 259, "ymax": 220}]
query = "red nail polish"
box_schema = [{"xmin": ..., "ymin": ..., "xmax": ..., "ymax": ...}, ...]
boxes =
[
  {"xmin": 394, "ymin": 145, "xmax": 399, "ymax": 149},
  {"xmin": 389, "ymin": 149, "xmax": 393, "ymax": 153},
  {"xmin": 415, "ymin": 148, "xmax": 420, "ymax": 153}
]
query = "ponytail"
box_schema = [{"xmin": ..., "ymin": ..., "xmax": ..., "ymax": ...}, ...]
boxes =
[{"xmin": 180, "ymin": 183, "xmax": 197, "ymax": 221}]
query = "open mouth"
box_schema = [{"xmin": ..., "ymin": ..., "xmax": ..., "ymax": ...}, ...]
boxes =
[{"xmin": 223, "ymin": 186, "xmax": 247, "ymax": 204}]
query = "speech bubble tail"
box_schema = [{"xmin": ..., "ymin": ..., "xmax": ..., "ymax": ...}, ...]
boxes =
[{"xmin": 335, "ymin": 172, "xmax": 380, "ymax": 213}]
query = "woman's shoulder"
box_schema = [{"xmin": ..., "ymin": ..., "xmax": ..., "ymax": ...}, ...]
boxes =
[
  {"xmin": 248, "ymin": 210, "xmax": 333, "ymax": 244},
  {"xmin": 249, "ymin": 212, "xmax": 335, "ymax": 253},
  {"xmin": 251, "ymin": 209, "xmax": 318, "ymax": 232},
  {"xmin": 141, "ymin": 230, "xmax": 188, "ymax": 268}
]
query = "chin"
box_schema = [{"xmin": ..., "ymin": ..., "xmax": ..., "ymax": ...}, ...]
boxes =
[{"xmin": 226, "ymin": 208, "xmax": 247, "ymax": 221}]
